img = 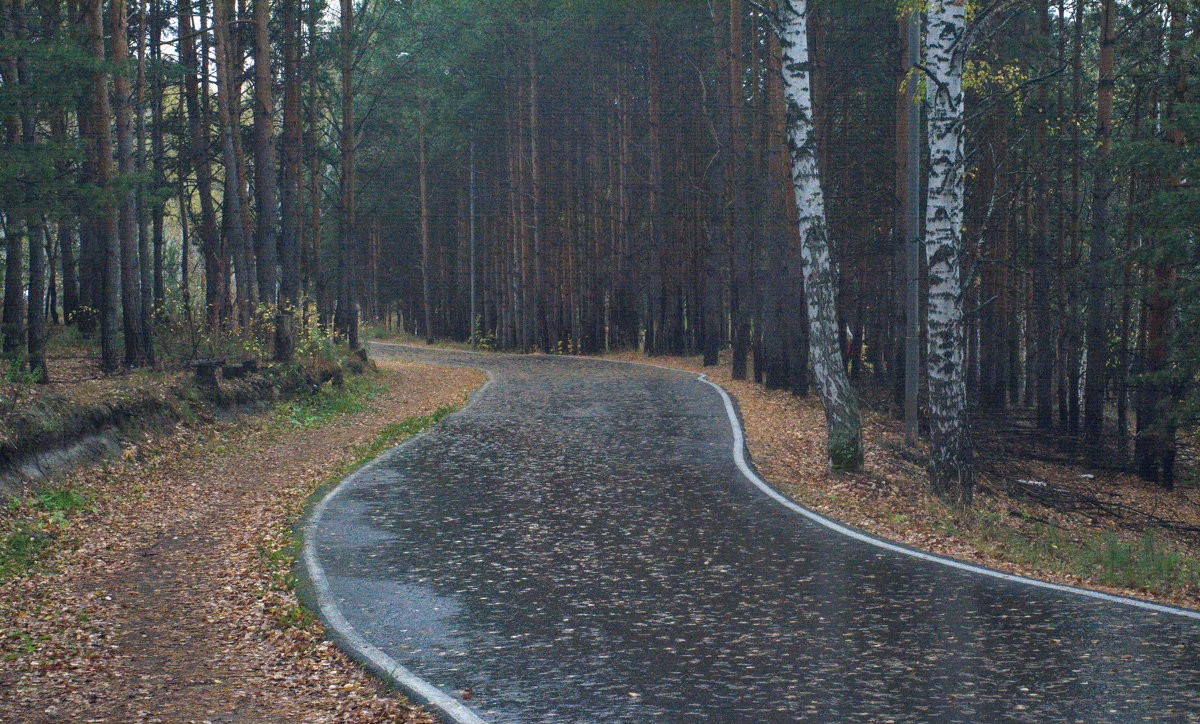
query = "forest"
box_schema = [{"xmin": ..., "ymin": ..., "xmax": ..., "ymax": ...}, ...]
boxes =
[{"xmin": 0, "ymin": 0, "xmax": 1197, "ymax": 505}]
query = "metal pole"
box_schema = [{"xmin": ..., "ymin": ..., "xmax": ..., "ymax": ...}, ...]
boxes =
[
  {"xmin": 469, "ymin": 137, "xmax": 477, "ymax": 349},
  {"xmin": 904, "ymin": 7, "xmax": 922, "ymax": 445}
]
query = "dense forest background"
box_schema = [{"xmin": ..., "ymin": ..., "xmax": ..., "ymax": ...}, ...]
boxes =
[{"xmin": 0, "ymin": 0, "xmax": 1196, "ymax": 501}]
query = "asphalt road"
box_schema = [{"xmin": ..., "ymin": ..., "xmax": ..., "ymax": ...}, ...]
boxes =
[{"xmin": 305, "ymin": 344, "xmax": 1200, "ymax": 723}]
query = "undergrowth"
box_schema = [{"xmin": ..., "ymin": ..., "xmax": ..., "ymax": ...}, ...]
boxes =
[
  {"xmin": 935, "ymin": 502, "xmax": 1200, "ymax": 597},
  {"xmin": 276, "ymin": 374, "xmax": 384, "ymax": 429},
  {"xmin": 0, "ymin": 484, "xmax": 93, "ymax": 582}
]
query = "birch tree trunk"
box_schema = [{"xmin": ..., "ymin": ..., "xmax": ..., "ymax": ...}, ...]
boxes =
[
  {"xmin": 923, "ymin": 0, "xmax": 974, "ymax": 502},
  {"xmin": 779, "ymin": 0, "xmax": 862, "ymax": 472}
]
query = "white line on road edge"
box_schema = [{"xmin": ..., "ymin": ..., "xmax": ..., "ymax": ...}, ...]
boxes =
[
  {"xmin": 301, "ymin": 364, "xmax": 493, "ymax": 724},
  {"xmin": 695, "ymin": 374, "xmax": 1200, "ymax": 621},
  {"xmin": 371, "ymin": 342, "xmax": 1200, "ymax": 620}
]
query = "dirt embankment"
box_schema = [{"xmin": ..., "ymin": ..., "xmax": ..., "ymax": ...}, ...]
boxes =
[
  {"xmin": 0, "ymin": 360, "xmax": 355, "ymax": 500},
  {"xmin": 0, "ymin": 359, "xmax": 485, "ymax": 723}
]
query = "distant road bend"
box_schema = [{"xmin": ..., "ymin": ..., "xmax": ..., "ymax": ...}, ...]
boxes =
[{"xmin": 304, "ymin": 343, "xmax": 1200, "ymax": 723}]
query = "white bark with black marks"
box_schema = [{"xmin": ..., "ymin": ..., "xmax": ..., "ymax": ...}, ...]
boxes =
[
  {"xmin": 924, "ymin": 0, "xmax": 974, "ymax": 502},
  {"xmin": 779, "ymin": 0, "xmax": 862, "ymax": 472}
]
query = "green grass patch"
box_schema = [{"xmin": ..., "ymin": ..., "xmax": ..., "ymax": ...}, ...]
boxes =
[
  {"xmin": 1079, "ymin": 533, "xmax": 1200, "ymax": 592},
  {"xmin": 354, "ymin": 405, "xmax": 460, "ymax": 464},
  {"xmin": 0, "ymin": 484, "xmax": 93, "ymax": 582},
  {"xmin": 966, "ymin": 515, "xmax": 1200, "ymax": 597},
  {"xmin": 257, "ymin": 397, "xmax": 468, "ymax": 632},
  {"xmin": 0, "ymin": 523, "xmax": 56, "ymax": 581},
  {"xmin": 276, "ymin": 374, "xmax": 383, "ymax": 429}
]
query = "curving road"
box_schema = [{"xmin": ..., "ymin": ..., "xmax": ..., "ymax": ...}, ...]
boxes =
[{"xmin": 305, "ymin": 344, "xmax": 1200, "ymax": 723}]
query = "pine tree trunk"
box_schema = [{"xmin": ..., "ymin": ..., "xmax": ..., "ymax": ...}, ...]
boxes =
[
  {"xmin": 1135, "ymin": 2, "xmax": 1185, "ymax": 488},
  {"xmin": 923, "ymin": 0, "xmax": 973, "ymax": 503},
  {"xmin": 1, "ymin": 5, "xmax": 23, "ymax": 356},
  {"xmin": 179, "ymin": 0, "xmax": 225, "ymax": 323},
  {"xmin": 275, "ymin": 0, "xmax": 302, "ymax": 362},
  {"xmin": 419, "ymin": 117, "xmax": 434, "ymax": 345},
  {"xmin": 762, "ymin": 14, "xmax": 794, "ymax": 391},
  {"xmin": 644, "ymin": 10, "xmax": 665, "ymax": 357},
  {"xmin": 134, "ymin": 0, "xmax": 154, "ymax": 362},
  {"xmin": 110, "ymin": 0, "xmax": 149, "ymax": 366},
  {"xmin": 83, "ymin": 0, "xmax": 121, "ymax": 370},
  {"xmin": 780, "ymin": 0, "xmax": 863, "ymax": 472},
  {"xmin": 1082, "ymin": 0, "xmax": 1116, "ymax": 445},
  {"xmin": 10, "ymin": 0, "xmax": 46, "ymax": 377},
  {"xmin": 213, "ymin": 0, "xmax": 250, "ymax": 325},
  {"xmin": 253, "ymin": 0, "xmax": 279, "ymax": 305},
  {"xmin": 149, "ymin": 0, "xmax": 166, "ymax": 310},
  {"xmin": 337, "ymin": 0, "xmax": 358, "ymax": 349},
  {"xmin": 728, "ymin": 0, "xmax": 750, "ymax": 379}
]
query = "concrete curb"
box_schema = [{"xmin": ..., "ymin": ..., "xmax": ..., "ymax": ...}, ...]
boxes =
[{"xmin": 298, "ymin": 357, "xmax": 494, "ymax": 724}]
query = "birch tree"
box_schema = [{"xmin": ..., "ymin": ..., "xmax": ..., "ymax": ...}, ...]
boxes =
[
  {"xmin": 923, "ymin": 0, "xmax": 973, "ymax": 502},
  {"xmin": 779, "ymin": 0, "xmax": 862, "ymax": 472}
]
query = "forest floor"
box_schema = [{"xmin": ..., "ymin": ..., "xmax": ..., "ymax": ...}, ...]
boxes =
[
  {"xmin": 0, "ymin": 358, "xmax": 485, "ymax": 723},
  {"xmin": 599, "ymin": 350, "xmax": 1200, "ymax": 611}
]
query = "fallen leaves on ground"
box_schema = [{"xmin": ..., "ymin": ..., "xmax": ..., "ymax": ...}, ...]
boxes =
[{"xmin": 0, "ymin": 360, "xmax": 485, "ymax": 723}]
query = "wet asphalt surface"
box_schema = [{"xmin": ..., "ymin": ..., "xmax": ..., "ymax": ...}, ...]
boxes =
[{"xmin": 310, "ymin": 344, "xmax": 1200, "ymax": 723}]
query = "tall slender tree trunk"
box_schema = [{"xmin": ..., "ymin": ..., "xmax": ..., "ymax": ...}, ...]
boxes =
[
  {"xmin": 1082, "ymin": 0, "xmax": 1116, "ymax": 445},
  {"xmin": 1062, "ymin": 0, "xmax": 1085, "ymax": 438},
  {"xmin": 644, "ymin": 8, "xmax": 665, "ymax": 356},
  {"xmin": 899, "ymin": 5, "xmax": 921, "ymax": 441},
  {"xmin": 337, "ymin": 0, "xmax": 358, "ymax": 348},
  {"xmin": 762, "ymin": 12, "xmax": 795, "ymax": 391},
  {"xmin": 179, "ymin": 0, "xmax": 225, "ymax": 323},
  {"xmin": 780, "ymin": 0, "xmax": 863, "ymax": 472},
  {"xmin": 0, "ymin": 0, "xmax": 24, "ymax": 357},
  {"xmin": 728, "ymin": 0, "xmax": 750, "ymax": 379},
  {"xmin": 418, "ymin": 116, "xmax": 434, "ymax": 345},
  {"xmin": 213, "ymin": 0, "xmax": 250, "ymax": 325},
  {"xmin": 923, "ymin": 0, "xmax": 973, "ymax": 503},
  {"xmin": 73, "ymin": 0, "xmax": 102, "ymax": 337},
  {"xmin": 149, "ymin": 0, "xmax": 166, "ymax": 309},
  {"xmin": 111, "ymin": 0, "xmax": 149, "ymax": 366},
  {"xmin": 275, "ymin": 0, "xmax": 302, "ymax": 362},
  {"xmin": 1135, "ymin": 2, "xmax": 1185, "ymax": 488},
  {"xmin": 134, "ymin": 0, "xmax": 154, "ymax": 361},
  {"xmin": 527, "ymin": 23, "xmax": 545, "ymax": 352},
  {"xmin": 253, "ymin": 0, "xmax": 279, "ymax": 304},
  {"xmin": 84, "ymin": 0, "xmax": 121, "ymax": 370},
  {"xmin": 11, "ymin": 0, "xmax": 47, "ymax": 378},
  {"xmin": 1031, "ymin": 0, "xmax": 1055, "ymax": 430}
]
